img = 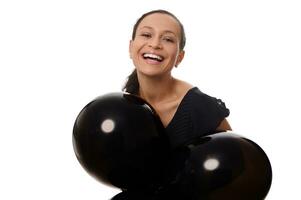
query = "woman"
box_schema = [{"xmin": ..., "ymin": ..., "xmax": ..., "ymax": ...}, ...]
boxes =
[
  {"xmin": 113, "ymin": 9, "xmax": 232, "ymax": 200},
  {"xmin": 124, "ymin": 9, "xmax": 231, "ymax": 149}
]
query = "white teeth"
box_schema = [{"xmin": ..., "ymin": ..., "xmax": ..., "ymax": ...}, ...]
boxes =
[{"xmin": 143, "ymin": 53, "xmax": 163, "ymax": 61}]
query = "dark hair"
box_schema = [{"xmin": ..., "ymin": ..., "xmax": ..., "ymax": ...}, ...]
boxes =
[{"xmin": 123, "ymin": 9, "xmax": 186, "ymax": 95}]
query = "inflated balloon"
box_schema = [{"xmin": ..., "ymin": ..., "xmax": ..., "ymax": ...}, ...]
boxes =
[
  {"xmin": 72, "ymin": 92, "xmax": 170, "ymax": 191},
  {"xmin": 73, "ymin": 93, "xmax": 272, "ymax": 199},
  {"xmin": 159, "ymin": 132, "xmax": 272, "ymax": 200}
]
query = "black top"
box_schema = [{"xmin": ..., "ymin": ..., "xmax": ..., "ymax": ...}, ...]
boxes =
[{"xmin": 165, "ymin": 87, "xmax": 230, "ymax": 148}]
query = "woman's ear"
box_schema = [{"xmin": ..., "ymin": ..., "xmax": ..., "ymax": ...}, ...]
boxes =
[{"xmin": 175, "ymin": 50, "xmax": 185, "ymax": 67}]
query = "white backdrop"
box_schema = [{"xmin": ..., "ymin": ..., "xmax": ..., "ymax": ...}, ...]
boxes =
[{"xmin": 1, "ymin": 0, "xmax": 300, "ymax": 199}]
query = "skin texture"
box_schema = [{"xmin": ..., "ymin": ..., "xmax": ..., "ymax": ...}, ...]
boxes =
[{"xmin": 129, "ymin": 13, "xmax": 231, "ymax": 131}]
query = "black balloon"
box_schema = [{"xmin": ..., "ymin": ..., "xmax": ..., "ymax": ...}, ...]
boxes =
[
  {"xmin": 159, "ymin": 132, "xmax": 272, "ymax": 200},
  {"xmin": 73, "ymin": 93, "xmax": 272, "ymax": 199},
  {"xmin": 72, "ymin": 92, "xmax": 170, "ymax": 191}
]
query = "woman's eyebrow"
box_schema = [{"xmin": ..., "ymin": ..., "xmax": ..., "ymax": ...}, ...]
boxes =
[
  {"xmin": 140, "ymin": 26, "xmax": 153, "ymax": 30},
  {"xmin": 139, "ymin": 26, "xmax": 177, "ymax": 36}
]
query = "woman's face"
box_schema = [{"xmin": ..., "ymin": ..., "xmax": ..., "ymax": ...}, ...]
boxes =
[{"xmin": 129, "ymin": 13, "xmax": 184, "ymax": 78}]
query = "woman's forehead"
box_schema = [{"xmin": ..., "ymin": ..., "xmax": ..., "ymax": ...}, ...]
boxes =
[{"xmin": 137, "ymin": 13, "xmax": 181, "ymax": 35}]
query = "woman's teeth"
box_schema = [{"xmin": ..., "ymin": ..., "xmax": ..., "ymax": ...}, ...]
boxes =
[{"xmin": 143, "ymin": 53, "xmax": 163, "ymax": 61}]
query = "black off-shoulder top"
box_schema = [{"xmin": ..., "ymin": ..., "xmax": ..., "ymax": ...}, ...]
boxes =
[{"xmin": 165, "ymin": 87, "xmax": 230, "ymax": 148}]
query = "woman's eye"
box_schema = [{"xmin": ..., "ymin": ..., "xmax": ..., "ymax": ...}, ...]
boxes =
[
  {"xmin": 141, "ymin": 33, "xmax": 151, "ymax": 38},
  {"xmin": 163, "ymin": 37, "xmax": 174, "ymax": 43}
]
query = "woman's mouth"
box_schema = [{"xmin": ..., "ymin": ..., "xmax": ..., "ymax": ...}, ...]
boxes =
[{"xmin": 142, "ymin": 53, "xmax": 164, "ymax": 65}]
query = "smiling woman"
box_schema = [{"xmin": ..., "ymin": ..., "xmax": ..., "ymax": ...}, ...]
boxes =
[
  {"xmin": 123, "ymin": 9, "xmax": 231, "ymax": 147},
  {"xmin": 129, "ymin": 13, "xmax": 184, "ymax": 80}
]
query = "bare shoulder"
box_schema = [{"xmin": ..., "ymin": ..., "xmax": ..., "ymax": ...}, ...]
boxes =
[{"xmin": 174, "ymin": 79, "xmax": 194, "ymax": 95}]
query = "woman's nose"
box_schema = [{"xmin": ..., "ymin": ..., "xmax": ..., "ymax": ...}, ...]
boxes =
[{"xmin": 148, "ymin": 37, "xmax": 162, "ymax": 49}]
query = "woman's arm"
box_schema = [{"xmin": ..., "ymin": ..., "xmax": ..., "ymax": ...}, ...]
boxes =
[{"xmin": 216, "ymin": 118, "xmax": 232, "ymax": 131}]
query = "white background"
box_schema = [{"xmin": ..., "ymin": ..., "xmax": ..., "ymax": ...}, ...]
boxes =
[{"xmin": 0, "ymin": 0, "xmax": 300, "ymax": 199}]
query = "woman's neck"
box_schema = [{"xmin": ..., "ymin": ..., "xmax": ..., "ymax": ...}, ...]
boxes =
[{"xmin": 137, "ymin": 73, "xmax": 177, "ymax": 104}]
